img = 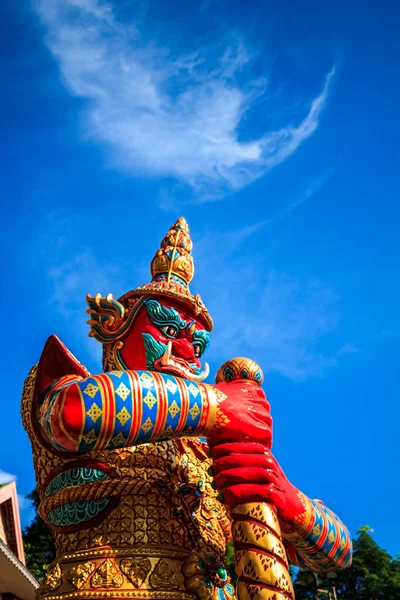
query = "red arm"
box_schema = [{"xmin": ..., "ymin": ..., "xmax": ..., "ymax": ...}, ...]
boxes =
[
  {"xmin": 35, "ymin": 339, "xmax": 273, "ymax": 454},
  {"xmin": 211, "ymin": 443, "xmax": 352, "ymax": 571}
]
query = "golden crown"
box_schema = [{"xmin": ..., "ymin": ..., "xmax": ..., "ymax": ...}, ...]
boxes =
[
  {"xmin": 150, "ymin": 217, "xmax": 194, "ymax": 286},
  {"xmin": 87, "ymin": 218, "xmax": 213, "ymax": 344}
]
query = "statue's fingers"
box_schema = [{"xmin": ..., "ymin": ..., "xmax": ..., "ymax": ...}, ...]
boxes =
[
  {"xmin": 213, "ymin": 453, "xmax": 275, "ymax": 474},
  {"xmin": 211, "ymin": 441, "xmax": 270, "ymax": 459},
  {"xmin": 218, "ymin": 483, "xmax": 277, "ymax": 507},
  {"xmin": 215, "ymin": 467, "xmax": 277, "ymax": 489}
]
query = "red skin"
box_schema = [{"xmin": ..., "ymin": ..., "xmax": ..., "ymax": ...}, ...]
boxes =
[
  {"xmin": 208, "ymin": 381, "xmax": 273, "ymax": 446},
  {"xmin": 207, "ymin": 380, "xmax": 304, "ymax": 521},
  {"xmin": 210, "ymin": 442, "xmax": 305, "ymax": 524},
  {"xmin": 119, "ymin": 299, "xmax": 205, "ymax": 374}
]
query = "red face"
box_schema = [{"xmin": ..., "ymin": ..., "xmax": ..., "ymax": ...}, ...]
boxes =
[{"xmin": 119, "ymin": 298, "xmax": 210, "ymax": 381}]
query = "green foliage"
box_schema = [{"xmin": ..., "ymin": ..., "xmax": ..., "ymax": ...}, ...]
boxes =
[
  {"xmin": 293, "ymin": 526, "xmax": 400, "ymax": 599},
  {"xmin": 22, "ymin": 488, "xmax": 56, "ymax": 582},
  {"xmin": 225, "ymin": 540, "xmax": 238, "ymax": 585},
  {"xmin": 293, "ymin": 568, "xmax": 319, "ymax": 599}
]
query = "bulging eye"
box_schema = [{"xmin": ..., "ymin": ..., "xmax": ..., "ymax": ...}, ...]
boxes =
[
  {"xmin": 161, "ymin": 325, "xmax": 178, "ymax": 338},
  {"xmin": 194, "ymin": 343, "xmax": 201, "ymax": 357}
]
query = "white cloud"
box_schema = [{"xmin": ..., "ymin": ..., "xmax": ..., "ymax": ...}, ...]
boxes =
[
  {"xmin": 264, "ymin": 168, "xmax": 335, "ymax": 225},
  {"xmin": 18, "ymin": 494, "xmax": 31, "ymax": 512},
  {"xmin": 0, "ymin": 469, "xmax": 16, "ymax": 485},
  {"xmin": 49, "ymin": 251, "xmax": 122, "ymax": 320},
  {"xmin": 0, "ymin": 471, "xmax": 30, "ymax": 511},
  {"xmin": 35, "ymin": 0, "xmax": 335, "ymax": 198},
  {"xmin": 337, "ymin": 343, "xmax": 360, "ymax": 355}
]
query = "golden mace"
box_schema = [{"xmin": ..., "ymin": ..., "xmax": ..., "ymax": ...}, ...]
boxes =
[{"xmin": 215, "ymin": 358, "xmax": 295, "ymax": 600}]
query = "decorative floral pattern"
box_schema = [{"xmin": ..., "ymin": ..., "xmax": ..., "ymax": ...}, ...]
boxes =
[
  {"xmin": 47, "ymin": 498, "xmax": 111, "ymax": 527},
  {"xmin": 183, "ymin": 552, "xmax": 236, "ymax": 600},
  {"xmin": 45, "ymin": 467, "xmax": 108, "ymax": 496}
]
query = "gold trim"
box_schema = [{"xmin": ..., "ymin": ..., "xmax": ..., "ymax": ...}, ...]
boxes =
[
  {"xmin": 91, "ymin": 559, "xmax": 124, "ymax": 588},
  {"xmin": 231, "ymin": 503, "xmax": 280, "ymax": 536},
  {"xmin": 236, "ymin": 582, "xmax": 289, "ymax": 600},
  {"xmin": 231, "ymin": 521, "xmax": 287, "ymax": 561},
  {"xmin": 119, "ymin": 287, "xmax": 213, "ymax": 331},
  {"xmin": 58, "ymin": 546, "xmax": 190, "ymax": 563},
  {"xmin": 120, "ymin": 558, "xmax": 151, "ymax": 588},
  {"xmin": 201, "ymin": 385, "xmax": 218, "ymax": 435},
  {"xmin": 41, "ymin": 592, "xmax": 195, "ymax": 600},
  {"xmin": 167, "ymin": 228, "xmax": 180, "ymax": 284}
]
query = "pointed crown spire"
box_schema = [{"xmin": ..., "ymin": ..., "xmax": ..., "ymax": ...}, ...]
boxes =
[
  {"xmin": 150, "ymin": 217, "xmax": 194, "ymax": 288},
  {"xmin": 117, "ymin": 217, "xmax": 212, "ymax": 330}
]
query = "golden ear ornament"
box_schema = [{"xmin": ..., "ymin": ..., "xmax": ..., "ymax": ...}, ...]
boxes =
[{"xmin": 86, "ymin": 294, "xmax": 146, "ymax": 343}]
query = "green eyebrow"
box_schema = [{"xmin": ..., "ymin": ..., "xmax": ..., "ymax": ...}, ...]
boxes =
[
  {"xmin": 192, "ymin": 329, "xmax": 210, "ymax": 353},
  {"xmin": 145, "ymin": 300, "xmax": 186, "ymax": 329}
]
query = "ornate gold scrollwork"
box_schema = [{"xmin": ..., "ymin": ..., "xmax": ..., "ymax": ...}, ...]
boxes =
[
  {"xmin": 102, "ymin": 340, "xmax": 125, "ymax": 371},
  {"xmin": 183, "ymin": 553, "xmax": 236, "ymax": 600},
  {"xmin": 91, "ymin": 559, "xmax": 124, "ymax": 588},
  {"xmin": 148, "ymin": 559, "xmax": 178, "ymax": 590},
  {"xmin": 120, "ymin": 558, "xmax": 152, "ymax": 588},
  {"xmin": 41, "ymin": 563, "xmax": 63, "ymax": 593},
  {"xmin": 86, "ymin": 293, "xmax": 126, "ymax": 343},
  {"xmin": 67, "ymin": 561, "xmax": 96, "ymax": 590}
]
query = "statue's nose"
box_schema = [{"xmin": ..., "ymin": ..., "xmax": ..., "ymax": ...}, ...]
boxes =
[{"xmin": 171, "ymin": 338, "xmax": 196, "ymax": 361}]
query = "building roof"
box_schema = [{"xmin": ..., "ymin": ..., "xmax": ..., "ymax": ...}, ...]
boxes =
[
  {"xmin": 0, "ymin": 538, "xmax": 39, "ymax": 599},
  {"xmin": 0, "ymin": 481, "xmax": 39, "ymax": 599},
  {"xmin": 0, "ymin": 481, "xmax": 25, "ymax": 563}
]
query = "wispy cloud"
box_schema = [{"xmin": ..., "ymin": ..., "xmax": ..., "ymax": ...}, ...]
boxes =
[
  {"xmin": 211, "ymin": 270, "xmax": 340, "ymax": 380},
  {"xmin": 49, "ymin": 251, "xmax": 122, "ymax": 320},
  {"xmin": 35, "ymin": 0, "xmax": 335, "ymax": 198},
  {"xmin": 194, "ymin": 223, "xmax": 346, "ymax": 380},
  {"xmin": 34, "ymin": 208, "xmax": 133, "ymax": 364},
  {"xmin": 337, "ymin": 343, "xmax": 360, "ymax": 355},
  {"xmin": 0, "ymin": 469, "xmax": 16, "ymax": 485},
  {"xmin": 264, "ymin": 168, "xmax": 335, "ymax": 224},
  {"xmin": 18, "ymin": 495, "xmax": 31, "ymax": 512},
  {"xmin": 0, "ymin": 469, "xmax": 30, "ymax": 511},
  {"xmin": 48, "ymin": 251, "xmax": 127, "ymax": 363}
]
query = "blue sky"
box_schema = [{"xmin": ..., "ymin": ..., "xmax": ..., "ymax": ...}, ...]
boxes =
[{"xmin": 1, "ymin": 0, "xmax": 399, "ymax": 555}]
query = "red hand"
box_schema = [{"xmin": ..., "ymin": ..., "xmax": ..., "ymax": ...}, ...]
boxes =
[
  {"xmin": 207, "ymin": 381, "xmax": 272, "ymax": 447},
  {"xmin": 211, "ymin": 442, "xmax": 305, "ymax": 528}
]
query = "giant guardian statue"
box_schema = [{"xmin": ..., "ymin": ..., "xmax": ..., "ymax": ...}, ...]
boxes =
[{"xmin": 22, "ymin": 217, "xmax": 352, "ymax": 600}]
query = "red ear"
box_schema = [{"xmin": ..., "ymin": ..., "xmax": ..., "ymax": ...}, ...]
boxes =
[{"xmin": 34, "ymin": 335, "xmax": 90, "ymax": 401}]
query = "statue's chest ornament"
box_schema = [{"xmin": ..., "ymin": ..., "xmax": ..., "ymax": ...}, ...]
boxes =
[{"xmin": 183, "ymin": 552, "xmax": 235, "ymax": 600}]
